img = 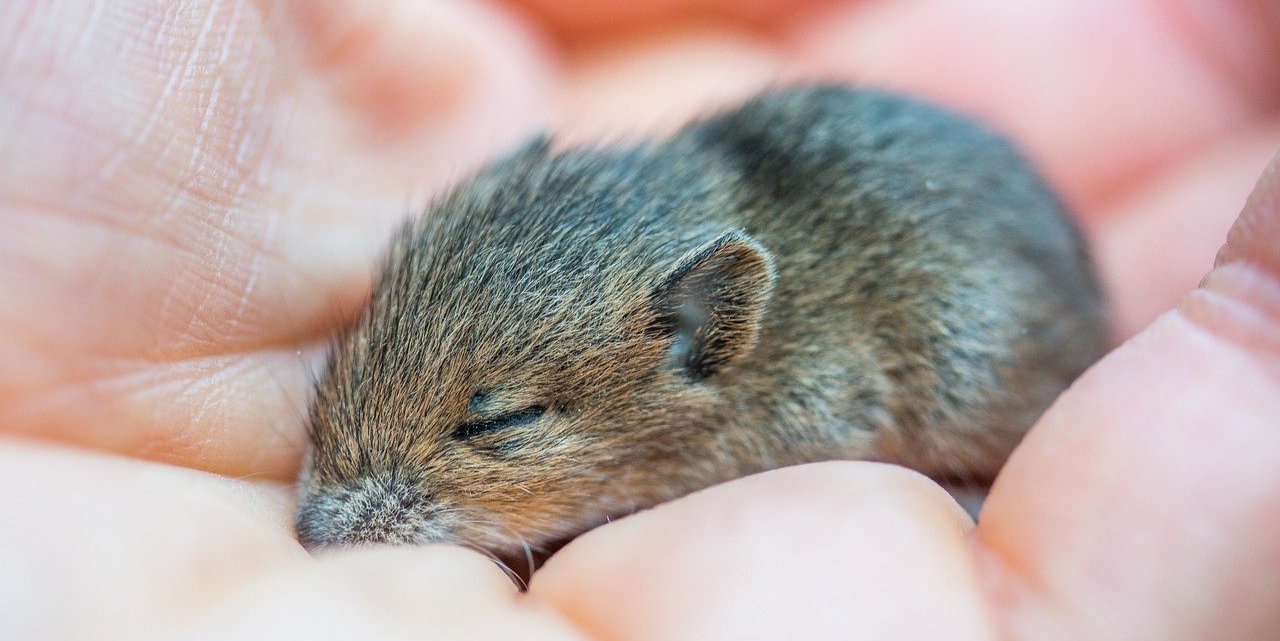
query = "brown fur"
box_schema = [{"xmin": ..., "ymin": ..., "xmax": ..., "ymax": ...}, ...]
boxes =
[{"xmin": 295, "ymin": 85, "xmax": 1109, "ymax": 575}]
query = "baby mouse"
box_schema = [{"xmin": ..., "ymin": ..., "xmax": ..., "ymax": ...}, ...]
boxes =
[{"xmin": 295, "ymin": 85, "xmax": 1109, "ymax": 577}]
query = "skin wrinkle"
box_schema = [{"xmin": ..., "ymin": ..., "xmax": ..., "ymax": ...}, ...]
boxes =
[
  {"xmin": 1, "ymin": 336, "xmax": 315, "ymax": 479},
  {"xmin": 165, "ymin": 217, "xmax": 234, "ymax": 358},
  {"xmin": 94, "ymin": 3, "xmax": 186, "ymax": 191},
  {"xmin": 1182, "ymin": 149, "xmax": 1280, "ymax": 359},
  {"xmin": 1177, "ymin": 252, "xmax": 1280, "ymax": 368},
  {"xmin": 8, "ymin": 1, "xmax": 301, "ymax": 362},
  {"xmin": 175, "ymin": 21, "xmax": 285, "ymax": 345},
  {"xmin": 147, "ymin": 214, "xmax": 283, "ymax": 355},
  {"xmin": 183, "ymin": 2, "xmax": 244, "ymax": 191},
  {"xmin": 1219, "ymin": 156, "xmax": 1280, "ymax": 272},
  {"xmin": 150, "ymin": 196, "xmax": 291, "ymax": 354},
  {"xmin": 230, "ymin": 211, "xmax": 276, "ymax": 339},
  {"xmin": 0, "ymin": 203, "xmax": 318, "ymax": 365},
  {"xmin": 1184, "ymin": 265, "xmax": 1280, "ymax": 360}
]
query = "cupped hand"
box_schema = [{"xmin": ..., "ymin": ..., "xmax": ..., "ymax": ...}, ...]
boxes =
[{"xmin": 1, "ymin": 0, "xmax": 1278, "ymax": 639}]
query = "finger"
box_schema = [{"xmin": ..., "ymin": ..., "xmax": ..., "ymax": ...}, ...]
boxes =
[
  {"xmin": 0, "ymin": 439, "xmax": 582, "ymax": 641},
  {"xmin": 0, "ymin": 0, "xmax": 551, "ymax": 478},
  {"xmin": 789, "ymin": 0, "xmax": 1280, "ymax": 211},
  {"xmin": 977, "ymin": 150, "xmax": 1280, "ymax": 640},
  {"xmin": 159, "ymin": 546, "xmax": 586, "ymax": 641},
  {"xmin": 276, "ymin": 0, "xmax": 555, "ymax": 187},
  {"xmin": 531, "ymin": 463, "xmax": 994, "ymax": 641},
  {"xmin": 0, "ymin": 439, "xmax": 301, "ymax": 640},
  {"xmin": 1217, "ymin": 148, "xmax": 1280, "ymax": 274}
]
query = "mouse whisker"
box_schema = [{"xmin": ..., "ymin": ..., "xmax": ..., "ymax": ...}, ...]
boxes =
[
  {"xmin": 519, "ymin": 535, "xmax": 535, "ymax": 581},
  {"xmin": 261, "ymin": 350, "xmax": 314, "ymax": 453},
  {"xmin": 226, "ymin": 471, "xmax": 274, "ymax": 482},
  {"xmin": 457, "ymin": 541, "xmax": 527, "ymax": 591}
]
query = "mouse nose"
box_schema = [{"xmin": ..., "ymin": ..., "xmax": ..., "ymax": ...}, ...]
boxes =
[{"xmin": 295, "ymin": 475, "xmax": 437, "ymax": 550}]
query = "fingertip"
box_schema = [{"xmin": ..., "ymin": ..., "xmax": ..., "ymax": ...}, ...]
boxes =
[
  {"xmin": 1180, "ymin": 146, "xmax": 1280, "ymax": 356},
  {"xmin": 531, "ymin": 462, "xmax": 990, "ymax": 641},
  {"xmin": 276, "ymin": 0, "xmax": 556, "ymax": 180},
  {"xmin": 1216, "ymin": 148, "xmax": 1280, "ymax": 274}
]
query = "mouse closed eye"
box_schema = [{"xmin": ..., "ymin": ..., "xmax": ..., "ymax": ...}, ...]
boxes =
[
  {"xmin": 455, "ymin": 406, "xmax": 548, "ymax": 440},
  {"xmin": 453, "ymin": 400, "xmax": 550, "ymax": 451},
  {"xmin": 295, "ymin": 84, "xmax": 1109, "ymax": 583}
]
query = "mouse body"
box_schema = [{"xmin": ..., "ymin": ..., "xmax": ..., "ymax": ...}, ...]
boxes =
[{"xmin": 295, "ymin": 85, "xmax": 1108, "ymax": 569}]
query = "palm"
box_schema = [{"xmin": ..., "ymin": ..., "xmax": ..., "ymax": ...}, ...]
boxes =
[{"xmin": 1, "ymin": 1, "xmax": 1277, "ymax": 639}]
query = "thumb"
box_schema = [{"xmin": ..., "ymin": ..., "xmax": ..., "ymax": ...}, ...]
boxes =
[{"xmin": 976, "ymin": 148, "xmax": 1280, "ymax": 641}]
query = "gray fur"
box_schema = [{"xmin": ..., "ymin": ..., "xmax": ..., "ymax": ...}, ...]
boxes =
[{"xmin": 295, "ymin": 86, "xmax": 1109, "ymax": 573}]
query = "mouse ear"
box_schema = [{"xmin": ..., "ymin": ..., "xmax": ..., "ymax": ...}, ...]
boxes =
[{"xmin": 649, "ymin": 230, "xmax": 776, "ymax": 380}]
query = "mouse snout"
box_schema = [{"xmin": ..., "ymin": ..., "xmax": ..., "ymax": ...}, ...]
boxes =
[{"xmin": 294, "ymin": 475, "xmax": 445, "ymax": 551}]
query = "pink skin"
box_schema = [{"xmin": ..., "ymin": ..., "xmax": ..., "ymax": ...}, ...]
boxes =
[{"xmin": 1, "ymin": 0, "xmax": 1278, "ymax": 639}]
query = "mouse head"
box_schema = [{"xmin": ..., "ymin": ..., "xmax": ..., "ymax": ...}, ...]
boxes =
[{"xmin": 295, "ymin": 185, "xmax": 776, "ymax": 571}]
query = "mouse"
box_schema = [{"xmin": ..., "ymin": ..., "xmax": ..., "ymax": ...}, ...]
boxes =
[{"xmin": 294, "ymin": 84, "xmax": 1109, "ymax": 580}]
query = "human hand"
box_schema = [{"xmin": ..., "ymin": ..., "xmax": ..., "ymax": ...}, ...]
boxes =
[{"xmin": 2, "ymin": 0, "xmax": 1277, "ymax": 639}]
